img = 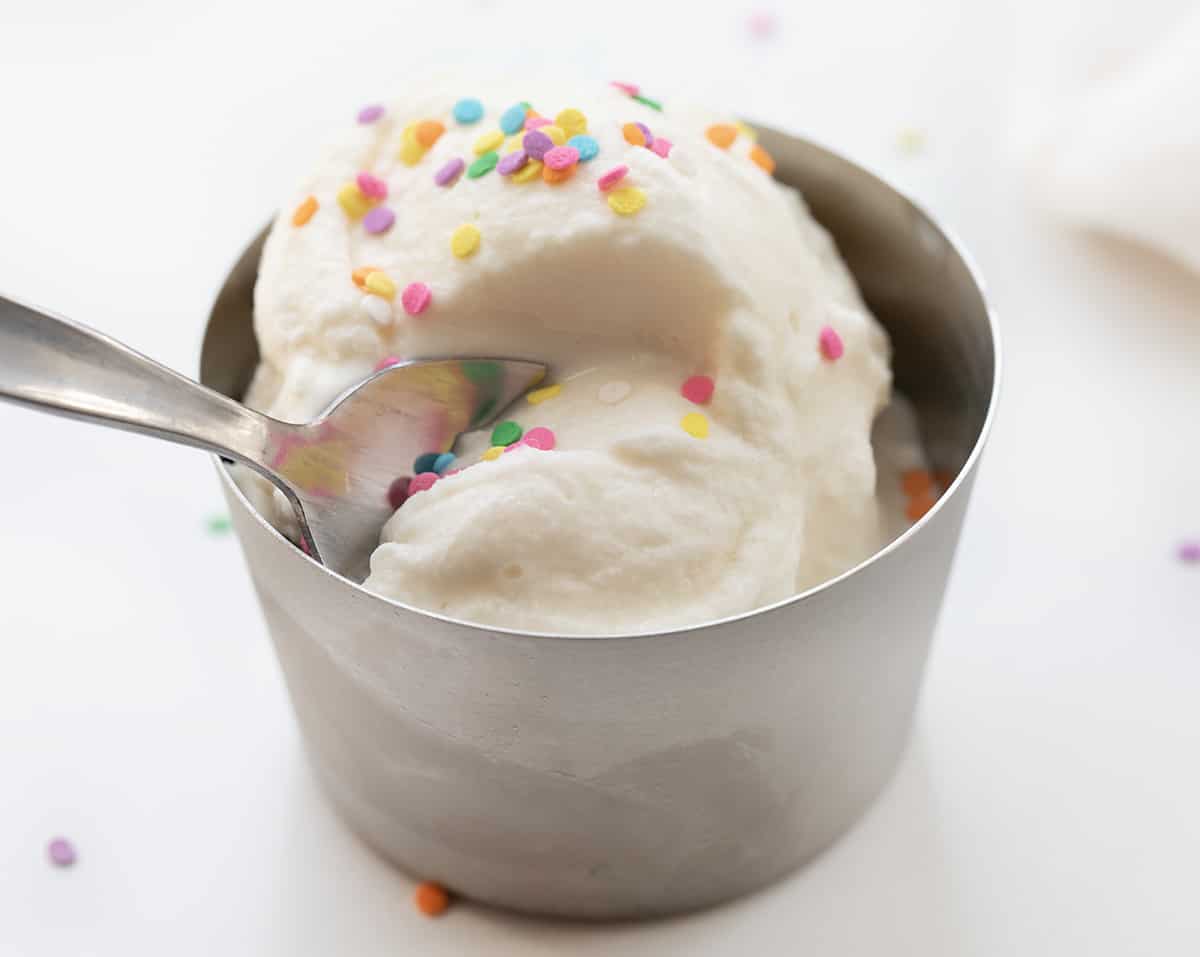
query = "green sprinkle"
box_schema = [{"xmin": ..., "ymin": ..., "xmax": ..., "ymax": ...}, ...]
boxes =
[
  {"xmin": 491, "ymin": 420, "xmax": 523, "ymax": 446},
  {"xmin": 468, "ymin": 151, "xmax": 499, "ymax": 178},
  {"xmin": 206, "ymin": 515, "xmax": 232, "ymax": 535},
  {"xmin": 632, "ymin": 94, "xmax": 662, "ymax": 111}
]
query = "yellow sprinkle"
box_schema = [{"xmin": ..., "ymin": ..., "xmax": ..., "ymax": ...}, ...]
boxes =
[
  {"xmin": 474, "ymin": 129, "xmax": 505, "ymax": 155},
  {"xmin": 555, "ymin": 108, "xmax": 587, "ymax": 138},
  {"xmin": 399, "ymin": 139, "xmax": 426, "ymax": 166},
  {"xmin": 526, "ymin": 383, "xmax": 562, "ymax": 405},
  {"xmin": 511, "ymin": 158, "xmax": 543, "ymax": 183},
  {"xmin": 481, "ymin": 446, "xmax": 505, "ymax": 462},
  {"xmin": 450, "ymin": 223, "xmax": 481, "ymax": 259},
  {"xmin": 680, "ymin": 412, "xmax": 709, "ymax": 439},
  {"xmin": 505, "ymin": 135, "xmax": 524, "ymax": 152},
  {"xmin": 735, "ymin": 120, "xmax": 758, "ymax": 141},
  {"xmin": 364, "ymin": 271, "xmax": 396, "ymax": 300},
  {"xmin": 607, "ymin": 186, "xmax": 646, "ymax": 216},
  {"xmin": 337, "ymin": 183, "xmax": 372, "ymax": 219},
  {"xmin": 896, "ymin": 128, "xmax": 927, "ymax": 155},
  {"xmin": 541, "ymin": 125, "xmax": 566, "ymax": 146}
]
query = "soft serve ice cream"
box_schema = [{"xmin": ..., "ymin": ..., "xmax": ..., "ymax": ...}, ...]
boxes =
[{"xmin": 242, "ymin": 79, "xmax": 934, "ymax": 634}]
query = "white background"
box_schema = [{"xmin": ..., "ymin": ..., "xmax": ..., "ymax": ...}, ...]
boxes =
[{"xmin": 2, "ymin": 0, "xmax": 1198, "ymax": 953}]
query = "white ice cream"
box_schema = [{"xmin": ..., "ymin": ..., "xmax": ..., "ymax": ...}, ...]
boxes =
[{"xmin": 244, "ymin": 80, "xmax": 929, "ymax": 634}]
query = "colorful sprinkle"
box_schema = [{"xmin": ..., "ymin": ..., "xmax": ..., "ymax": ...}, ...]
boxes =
[
  {"xmin": 399, "ymin": 126, "xmax": 427, "ymax": 166},
  {"xmin": 634, "ymin": 122, "xmax": 654, "ymax": 146},
  {"xmin": 415, "ymin": 119, "xmax": 446, "ymax": 147},
  {"xmin": 362, "ymin": 206, "xmax": 395, "ymax": 235},
  {"xmin": 632, "ymin": 94, "xmax": 662, "ymax": 111},
  {"xmin": 414, "ymin": 452, "xmax": 440, "ymax": 473},
  {"xmin": 434, "ymin": 157, "xmax": 465, "ymax": 187},
  {"xmin": 401, "ymin": 282, "xmax": 432, "ymax": 316},
  {"xmin": 611, "ymin": 81, "xmax": 640, "ymax": 96},
  {"xmin": 681, "ymin": 375, "xmax": 714, "ymax": 405},
  {"xmin": 491, "ymin": 420, "xmax": 523, "ymax": 446},
  {"xmin": 414, "ymin": 881, "xmax": 450, "ymax": 917},
  {"xmin": 511, "ymin": 159, "xmax": 543, "ymax": 184},
  {"xmin": 479, "ymin": 446, "xmax": 503, "ymax": 462},
  {"xmin": 650, "ymin": 137, "xmax": 673, "ymax": 158},
  {"xmin": 522, "ymin": 426, "xmax": 556, "ymax": 451},
  {"xmin": 291, "ymin": 196, "xmax": 318, "ymax": 227},
  {"xmin": 206, "ymin": 515, "xmax": 232, "ymax": 535},
  {"xmin": 374, "ymin": 355, "xmax": 402, "ymax": 371},
  {"xmin": 409, "ymin": 472, "xmax": 440, "ymax": 495},
  {"xmin": 901, "ymin": 469, "xmax": 933, "ymax": 498},
  {"xmin": 453, "ymin": 98, "xmax": 484, "ymax": 124},
  {"xmin": 542, "ymin": 164, "xmax": 574, "ymax": 184},
  {"xmin": 896, "ymin": 128, "xmax": 927, "ymax": 155},
  {"xmin": 433, "ymin": 452, "xmax": 457, "ymax": 475},
  {"xmin": 498, "ymin": 150, "xmax": 530, "ymax": 175},
  {"xmin": 357, "ymin": 103, "xmax": 385, "ymax": 124},
  {"xmin": 499, "ymin": 103, "xmax": 528, "ymax": 135},
  {"xmin": 474, "ymin": 129, "xmax": 504, "ymax": 155},
  {"xmin": 522, "ymin": 130, "xmax": 554, "ymax": 160},
  {"xmin": 623, "ymin": 122, "xmax": 648, "ymax": 147},
  {"xmin": 352, "ymin": 265, "xmax": 380, "ymax": 288},
  {"xmin": 706, "ymin": 124, "xmax": 738, "ymax": 148},
  {"xmin": 906, "ymin": 493, "xmax": 935, "ymax": 522},
  {"xmin": 680, "ymin": 412, "xmax": 709, "ymax": 439},
  {"xmin": 607, "ymin": 186, "xmax": 646, "ymax": 216},
  {"xmin": 544, "ymin": 145, "xmax": 580, "ymax": 171},
  {"xmin": 450, "ymin": 223, "xmax": 481, "ymax": 258},
  {"xmin": 1178, "ymin": 541, "xmax": 1200, "ymax": 563},
  {"xmin": 527, "ymin": 383, "xmax": 561, "ymax": 405},
  {"xmin": 337, "ymin": 182, "xmax": 372, "ymax": 218},
  {"xmin": 749, "ymin": 143, "xmax": 776, "ymax": 174},
  {"xmin": 47, "ymin": 837, "xmax": 76, "ymax": 868},
  {"xmin": 597, "ymin": 165, "xmax": 629, "ymax": 191},
  {"xmin": 748, "ymin": 10, "xmax": 778, "ymax": 37},
  {"xmin": 386, "ymin": 477, "xmax": 410, "ymax": 509},
  {"xmin": 364, "ymin": 271, "xmax": 396, "ymax": 300},
  {"xmin": 468, "ymin": 151, "xmax": 499, "ymax": 178},
  {"xmin": 555, "ymin": 108, "xmax": 587, "ymax": 138},
  {"xmin": 736, "ymin": 120, "xmax": 759, "ymax": 141},
  {"xmin": 525, "ymin": 115, "xmax": 551, "ymax": 131},
  {"xmin": 568, "ymin": 134, "xmax": 599, "ymax": 162},
  {"xmin": 542, "ymin": 125, "xmax": 567, "ymax": 146},
  {"xmin": 819, "ymin": 325, "xmax": 844, "ymax": 360},
  {"xmin": 362, "ymin": 295, "xmax": 393, "ymax": 326},
  {"xmin": 597, "ymin": 380, "xmax": 632, "ymax": 404},
  {"xmin": 356, "ymin": 171, "xmax": 388, "ymax": 200}
]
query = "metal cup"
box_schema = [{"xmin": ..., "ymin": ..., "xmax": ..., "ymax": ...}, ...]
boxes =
[{"xmin": 200, "ymin": 126, "xmax": 999, "ymax": 920}]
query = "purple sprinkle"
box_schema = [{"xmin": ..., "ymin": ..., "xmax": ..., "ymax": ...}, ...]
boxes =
[
  {"xmin": 362, "ymin": 206, "xmax": 395, "ymax": 235},
  {"xmin": 497, "ymin": 149, "xmax": 530, "ymax": 175},
  {"xmin": 47, "ymin": 837, "xmax": 76, "ymax": 867},
  {"xmin": 434, "ymin": 157, "xmax": 465, "ymax": 187},
  {"xmin": 1179, "ymin": 541, "xmax": 1200, "ymax": 563},
  {"xmin": 357, "ymin": 103, "xmax": 385, "ymax": 124},
  {"xmin": 522, "ymin": 130, "xmax": 554, "ymax": 161},
  {"xmin": 635, "ymin": 122, "xmax": 654, "ymax": 146}
]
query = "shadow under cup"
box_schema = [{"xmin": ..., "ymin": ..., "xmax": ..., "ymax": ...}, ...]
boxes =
[{"xmin": 200, "ymin": 128, "xmax": 998, "ymax": 920}]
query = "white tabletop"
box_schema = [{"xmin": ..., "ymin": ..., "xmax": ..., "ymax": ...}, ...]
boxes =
[{"xmin": 2, "ymin": 1, "xmax": 1198, "ymax": 953}]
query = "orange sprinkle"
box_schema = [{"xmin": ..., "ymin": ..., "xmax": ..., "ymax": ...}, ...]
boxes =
[
  {"xmin": 414, "ymin": 881, "xmax": 450, "ymax": 917},
  {"xmin": 291, "ymin": 196, "xmax": 318, "ymax": 227},
  {"xmin": 415, "ymin": 119, "xmax": 446, "ymax": 148},
  {"xmin": 749, "ymin": 143, "xmax": 776, "ymax": 174},
  {"xmin": 542, "ymin": 164, "xmax": 573, "ymax": 184},
  {"xmin": 351, "ymin": 265, "xmax": 380, "ymax": 289},
  {"xmin": 901, "ymin": 469, "xmax": 933, "ymax": 498},
  {"xmin": 906, "ymin": 493, "xmax": 936, "ymax": 523},
  {"xmin": 622, "ymin": 122, "xmax": 647, "ymax": 147},
  {"xmin": 706, "ymin": 124, "xmax": 738, "ymax": 148}
]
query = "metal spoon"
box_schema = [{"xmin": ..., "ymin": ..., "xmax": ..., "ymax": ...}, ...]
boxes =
[{"xmin": 0, "ymin": 292, "xmax": 545, "ymax": 579}]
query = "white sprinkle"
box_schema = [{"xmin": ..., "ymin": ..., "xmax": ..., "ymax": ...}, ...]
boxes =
[
  {"xmin": 362, "ymin": 294, "xmax": 393, "ymax": 327},
  {"xmin": 597, "ymin": 380, "xmax": 632, "ymax": 404}
]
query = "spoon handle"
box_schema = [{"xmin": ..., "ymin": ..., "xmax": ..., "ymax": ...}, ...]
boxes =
[{"xmin": 0, "ymin": 293, "xmax": 277, "ymax": 467}]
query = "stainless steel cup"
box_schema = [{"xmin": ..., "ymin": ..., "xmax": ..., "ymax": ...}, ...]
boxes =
[{"xmin": 200, "ymin": 127, "xmax": 999, "ymax": 920}]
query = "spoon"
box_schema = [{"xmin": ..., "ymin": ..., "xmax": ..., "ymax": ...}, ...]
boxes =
[{"xmin": 0, "ymin": 292, "xmax": 545, "ymax": 580}]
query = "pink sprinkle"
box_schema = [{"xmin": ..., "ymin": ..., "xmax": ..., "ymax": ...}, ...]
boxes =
[
  {"xmin": 525, "ymin": 116, "xmax": 551, "ymax": 130},
  {"xmin": 650, "ymin": 137, "xmax": 673, "ymax": 158},
  {"xmin": 748, "ymin": 10, "xmax": 778, "ymax": 38},
  {"xmin": 544, "ymin": 146, "xmax": 580, "ymax": 171},
  {"xmin": 444, "ymin": 468, "xmax": 463, "ymax": 477},
  {"xmin": 401, "ymin": 282, "xmax": 432, "ymax": 316},
  {"xmin": 387, "ymin": 476, "xmax": 411, "ymax": 509},
  {"xmin": 522, "ymin": 427, "xmax": 556, "ymax": 451},
  {"xmin": 681, "ymin": 375, "xmax": 714, "ymax": 405},
  {"xmin": 357, "ymin": 103, "xmax": 385, "ymax": 124},
  {"xmin": 1179, "ymin": 541, "xmax": 1200, "ymax": 563},
  {"xmin": 362, "ymin": 206, "xmax": 395, "ymax": 235},
  {"xmin": 47, "ymin": 837, "xmax": 76, "ymax": 867},
  {"xmin": 374, "ymin": 355, "xmax": 402, "ymax": 371},
  {"xmin": 597, "ymin": 165, "xmax": 629, "ymax": 191},
  {"xmin": 819, "ymin": 325, "xmax": 844, "ymax": 360},
  {"xmin": 356, "ymin": 171, "xmax": 388, "ymax": 200},
  {"xmin": 434, "ymin": 157, "xmax": 465, "ymax": 187},
  {"xmin": 409, "ymin": 472, "xmax": 439, "ymax": 494},
  {"xmin": 612, "ymin": 81, "xmax": 640, "ymax": 96}
]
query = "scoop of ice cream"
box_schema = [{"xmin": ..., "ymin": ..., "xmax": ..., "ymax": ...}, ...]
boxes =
[{"xmin": 246, "ymin": 80, "xmax": 896, "ymax": 634}]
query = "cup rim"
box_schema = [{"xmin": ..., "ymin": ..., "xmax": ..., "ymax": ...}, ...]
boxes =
[{"xmin": 208, "ymin": 127, "xmax": 1001, "ymax": 642}]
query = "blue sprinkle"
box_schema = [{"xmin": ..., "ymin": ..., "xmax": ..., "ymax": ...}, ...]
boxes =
[
  {"xmin": 499, "ymin": 103, "xmax": 527, "ymax": 135},
  {"xmin": 413, "ymin": 452, "xmax": 440, "ymax": 474},
  {"xmin": 452, "ymin": 98, "xmax": 484, "ymax": 125},
  {"xmin": 432, "ymin": 452, "xmax": 457, "ymax": 475},
  {"xmin": 567, "ymin": 134, "xmax": 599, "ymax": 162}
]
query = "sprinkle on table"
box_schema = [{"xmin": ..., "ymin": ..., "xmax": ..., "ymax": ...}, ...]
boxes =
[
  {"xmin": 597, "ymin": 165, "xmax": 629, "ymax": 191},
  {"xmin": 632, "ymin": 93, "xmax": 663, "ymax": 111},
  {"xmin": 357, "ymin": 103, "xmax": 385, "ymax": 124},
  {"xmin": 607, "ymin": 185, "xmax": 646, "ymax": 216},
  {"xmin": 453, "ymin": 98, "xmax": 484, "ymax": 125},
  {"xmin": 206, "ymin": 515, "xmax": 232, "ymax": 535},
  {"xmin": 450, "ymin": 223, "xmax": 481, "ymax": 258},
  {"xmin": 749, "ymin": 143, "xmax": 776, "ymax": 174},
  {"xmin": 523, "ymin": 130, "xmax": 554, "ymax": 160},
  {"xmin": 414, "ymin": 452, "xmax": 440, "ymax": 473},
  {"xmin": 522, "ymin": 426, "xmax": 556, "ymax": 451},
  {"xmin": 681, "ymin": 375, "xmax": 714, "ymax": 405},
  {"xmin": 819, "ymin": 325, "xmax": 844, "ymax": 360},
  {"xmin": 468, "ymin": 151, "xmax": 499, "ymax": 178},
  {"xmin": 544, "ymin": 145, "xmax": 580, "ymax": 171},
  {"xmin": 597, "ymin": 380, "xmax": 632, "ymax": 404},
  {"xmin": 415, "ymin": 119, "xmax": 445, "ymax": 147},
  {"xmin": 401, "ymin": 282, "xmax": 432, "ymax": 316},
  {"xmin": 362, "ymin": 295, "xmax": 392, "ymax": 327},
  {"xmin": 526, "ymin": 383, "xmax": 561, "ymax": 405},
  {"xmin": 498, "ymin": 150, "xmax": 530, "ymax": 176},
  {"xmin": 491, "ymin": 420, "xmax": 523, "ymax": 446},
  {"xmin": 364, "ymin": 271, "xmax": 396, "ymax": 300},
  {"xmin": 386, "ymin": 476, "xmax": 411, "ymax": 509},
  {"xmin": 474, "ymin": 129, "xmax": 504, "ymax": 155},
  {"xmin": 611, "ymin": 81, "xmax": 640, "ymax": 96},
  {"xmin": 512, "ymin": 159, "xmax": 543, "ymax": 183},
  {"xmin": 414, "ymin": 881, "xmax": 450, "ymax": 917},
  {"xmin": 434, "ymin": 157, "xmax": 466, "ymax": 187},
  {"xmin": 362, "ymin": 206, "xmax": 395, "ymax": 235},
  {"xmin": 706, "ymin": 124, "xmax": 738, "ymax": 148},
  {"xmin": 47, "ymin": 837, "xmax": 76, "ymax": 868},
  {"xmin": 569, "ymin": 134, "xmax": 599, "ymax": 162},
  {"xmin": 337, "ymin": 182, "xmax": 372, "ymax": 218},
  {"xmin": 356, "ymin": 172, "xmax": 388, "ymax": 200},
  {"xmin": 680, "ymin": 412, "xmax": 709, "ymax": 439},
  {"xmin": 555, "ymin": 108, "xmax": 587, "ymax": 138},
  {"xmin": 1178, "ymin": 541, "xmax": 1200, "ymax": 563},
  {"xmin": 499, "ymin": 103, "xmax": 528, "ymax": 135},
  {"xmin": 291, "ymin": 196, "xmax": 318, "ymax": 227}
]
